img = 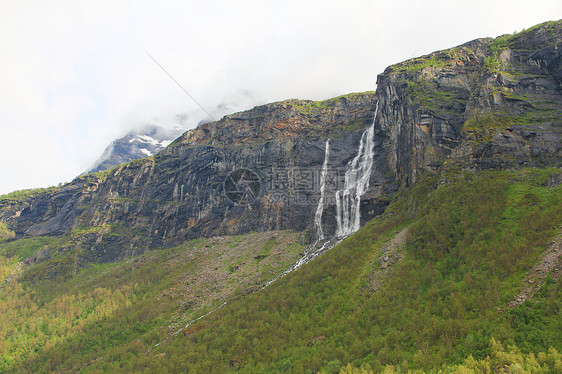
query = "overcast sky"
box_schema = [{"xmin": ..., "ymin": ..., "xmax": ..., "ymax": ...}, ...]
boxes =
[{"xmin": 0, "ymin": 0, "xmax": 560, "ymax": 195}]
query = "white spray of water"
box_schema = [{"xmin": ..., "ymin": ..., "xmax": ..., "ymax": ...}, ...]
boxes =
[
  {"xmin": 269, "ymin": 102, "xmax": 379, "ymax": 286},
  {"xmin": 335, "ymin": 102, "xmax": 378, "ymax": 237},
  {"xmin": 314, "ymin": 140, "xmax": 330, "ymax": 240}
]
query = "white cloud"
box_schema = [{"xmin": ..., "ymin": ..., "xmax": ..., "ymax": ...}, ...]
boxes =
[{"xmin": 0, "ymin": 0, "xmax": 560, "ymax": 194}]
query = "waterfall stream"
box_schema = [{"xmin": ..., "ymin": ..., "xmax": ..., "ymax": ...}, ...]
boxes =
[
  {"xmin": 313, "ymin": 139, "xmax": 330, "ymax": 240},
  {"xmin": 335, "ymin": 102, "xmax": 378, "ymax": 237},
  {"xmin": 266, "ymin": 102, "xmax": 378, "ymax": 286}
]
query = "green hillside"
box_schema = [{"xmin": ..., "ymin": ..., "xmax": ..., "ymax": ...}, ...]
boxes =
[
  {"xmin": 134, "ymin": 168, "xmax": 561, "ymax": 373},
  {"xmin": 0, "ymin": 231, "xmax": 304, "ymax": 373},
  {"xmin": 1, "ymin": 167, "xmax": 560, "ymax": 373}
]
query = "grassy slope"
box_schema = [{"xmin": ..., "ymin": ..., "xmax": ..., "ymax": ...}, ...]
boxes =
[
  {"xmin": 0, "ymin": 231, "xmax": 304, "ymax": 373},
  {"xmin": 0, "ymin": 222, "xmax": 14, "ymax": 242},
  {"xmin": 102, "ymin": 167, "xmax": 560, "ymax": 373},
  {"xmin": 1, "ymin": 167, "xmax": 556, "ymax": 373}
]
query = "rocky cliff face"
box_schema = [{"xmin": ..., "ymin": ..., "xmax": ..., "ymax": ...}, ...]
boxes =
[
  {"xmin": 377, "ymin": 22, "xmax": 561, "ymax": 185},
  {"xmin": 0, "ymin": 93, "xmax": 382, "ymax": 262},
  {"xmin": 1, "ymin": 21, "xmax": 561, "ymax": 263},
  {"xmin": 88, "ymin": 125, "xmax": 184, "ymax": 173},
  {"xmin": 88, "ymin": 90, "xmax": 261, "ymax": 174}
]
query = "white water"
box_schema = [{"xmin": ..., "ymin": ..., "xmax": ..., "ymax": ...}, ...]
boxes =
[
  {"xmin": 335, "ymin": 102, "xmax": 378, "ymax": 237},
  {"xmin": 268, "ymin": 102, "xmax": 379, "ymax": 285},
  {"xmin": 261, "ymin": 236, "xmax": 344, "ymax": 289},
  {"xmin": 262, "ymin": 103, "xmax": 379, "ymax": 288},
  {"xmin": 313, "ymin": 140, "xmax": 330, "ymax": 240}
]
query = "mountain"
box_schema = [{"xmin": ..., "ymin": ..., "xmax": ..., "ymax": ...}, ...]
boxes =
[
  {"xmin": 88, "ymin": 90, "xmax": 261, "ymax": 173},
  {"xmin": 88, "ymin": 124, "xmax": 184, "ymax": 173},
  {"xmin": 2, "ymin": 21, "xmax": 560, "ymax": 261},
  {"xmin": 0, "ymin": 20, "xmax": 561, "ymax": 373}
]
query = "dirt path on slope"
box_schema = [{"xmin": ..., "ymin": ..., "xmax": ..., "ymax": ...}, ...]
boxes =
[
  {"xmin": 367, "ymin": 227, "xmax": 409, "ymax": 293},
  {"xmin": 509, "ymin": 227, "xmax": 562, "ymax": 308}
]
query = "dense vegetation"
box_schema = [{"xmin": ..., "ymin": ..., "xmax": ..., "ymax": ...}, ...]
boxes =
[
  {"xmin": 341, "ymin": 340, "xmax": 562, "ymax": 373},
  {"xmin": 0, "ymin": 167, "xmax": 559, "ymax": 373},
  {"xmin": 0, "ymin": 232, "xmax": 303, "ymax": 373},
  {"xmin": 129, "ymin": 168, "xmax": 559, "ymax": 373},
  {"xmin": 0, "ymin": 222, "xmax": 14, "ymax": 242}
]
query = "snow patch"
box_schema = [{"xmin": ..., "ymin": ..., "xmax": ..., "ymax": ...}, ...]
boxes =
[{"xmin": 136, "ymin": 135, "xmax": 159, "ymax": 145}]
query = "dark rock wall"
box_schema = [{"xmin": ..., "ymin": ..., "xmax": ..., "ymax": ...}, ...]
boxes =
[
  {"xmin": 376, "ymin": 24, "xmax": 561, "ymax": 184},
  {"xmin": 1, "ymin": 21, "xmax": 561, "ymax": 262}
]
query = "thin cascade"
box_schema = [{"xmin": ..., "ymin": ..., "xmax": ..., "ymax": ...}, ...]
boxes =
[
  {"xmin": 314, "ymin": 139, "xmax": 330, "ymax": 240},
  {"xmin": 335, "ymin": 102, "xmax": 378, "ymax": 237},
  {"xmin": 262, "ymin": 102, "xmax": 379, "ymax": 288}
]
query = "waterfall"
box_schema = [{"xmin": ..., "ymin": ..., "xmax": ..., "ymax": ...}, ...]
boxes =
[
  {"xmin": 177, "ymin": 103, "xmax": 380, "ymax": 332},
  {"xmin": 314, "ymin": 140, "xmax": 330, "ymax": 240},
  {"xmin": 335, "ymin": 102, "xmax": 378, "ymax": 237},
  {"xmin": 261, "ymin": 103, "xmax": 379, "ymax": 289}
]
